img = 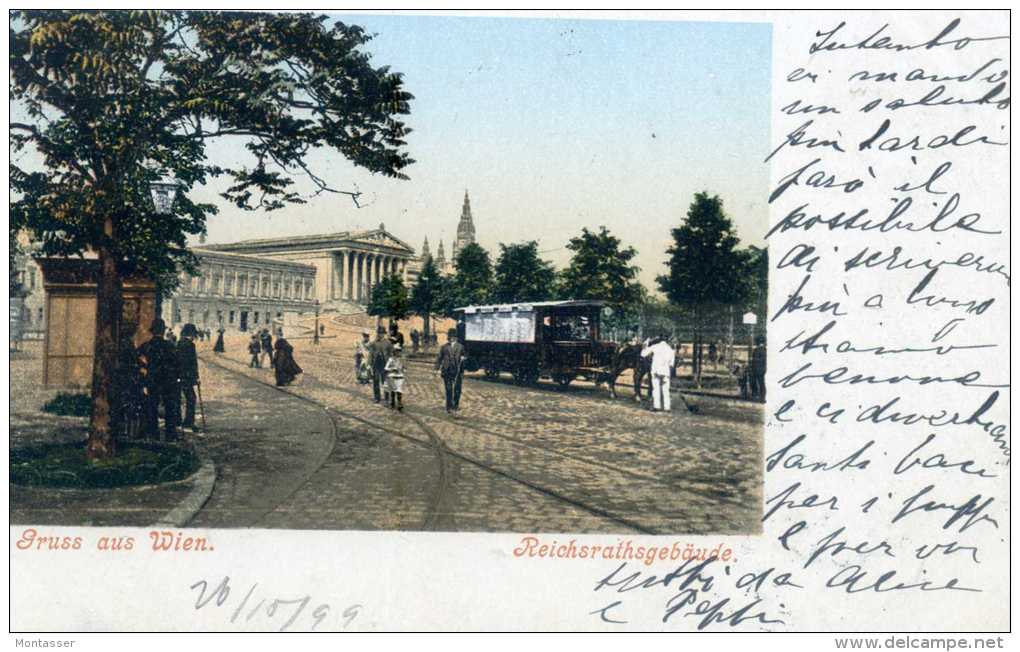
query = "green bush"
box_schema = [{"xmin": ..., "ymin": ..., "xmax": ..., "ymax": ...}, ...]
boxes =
[
  {"xmin": 41, "ymin": 393, "xmax": 92, "ymax": 417},
  {"xmin": 10, "ymin": 442, "xmax": 200, "ymax": 488}
]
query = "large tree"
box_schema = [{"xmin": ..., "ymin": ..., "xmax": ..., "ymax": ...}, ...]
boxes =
[
  {"xmin": 657, "ymin": 192, "xmax": 751, "ymax": 381},
  {"xmin": 408, "ymin": 255, "xmax": 444, "ymax": 346},
  {"xmin": 10, "ymin": 11, "xmax": 413, "ymax": 458},
  {"xmin": 558, "ymin": 226, "xmax": 644, "ymax": 317},
  {"xmin": 367, "ymin": 273, "xmax": 409, "ymax": 328},
  {"xmin": 492, "ymin": 241, "xmax": 556, "ymax": 303},
  {"xmin": 438, "ymin": 242, "xmax": 493, "ymax": 316}
]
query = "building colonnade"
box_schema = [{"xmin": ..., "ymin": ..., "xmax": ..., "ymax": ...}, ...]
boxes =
[{"xmin": 326, "ymin": 249, "xmax": 408, "ymax": 303}]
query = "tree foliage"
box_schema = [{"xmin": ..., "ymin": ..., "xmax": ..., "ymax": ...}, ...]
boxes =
[
  {"xmin": 557, "ymin": 226, "xmax": 644, "ymax": 315},
  {"xmin": 367, "ymin": 274, "xmax": 409, "ymax": 321},
  {"xmin": 9, "ymin": 10, "xmax": 414, "ymax": 457},
  {"xmin": 657, "ymin": 192, "xmax": 751, "ymax": 310},
  {"xmin": 10, "ymin": 10, "xmax": 414, "ymax": 279},
  {"xmin": 438, "ymin": 242, "xmax": 493, "ymax": 315},
  {"xmin": 492, "ymin": 241, "xmax": 556, "ymax": 303}
]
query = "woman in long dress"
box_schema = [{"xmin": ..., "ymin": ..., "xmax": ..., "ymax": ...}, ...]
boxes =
[
  {"xmin": 273, "ymin": 337, "xmax": 303, "ymax": 386},
  {"xmin": 213, "ymin": 327, "xmax": 225, "ymax": 353}
]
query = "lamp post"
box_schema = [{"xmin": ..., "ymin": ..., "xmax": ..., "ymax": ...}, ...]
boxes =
[
  {"xmin": 313, "ymin": 299, "xmax": 320, "ymax": 345},
  {"xmin": 148, "ymin": 178, "xmax": 180, "ymax": 318}
]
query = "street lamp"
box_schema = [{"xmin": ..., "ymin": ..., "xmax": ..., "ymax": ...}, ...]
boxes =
[
  {"xmin": 149, "ymin": 178, "xmax": 180, "ymax": 215},
  {"xmin": 149, "ymin": 177, "xmax": 179, "ymax": 319},
  {"xmin": 313, "ymin": 299, "xmax": 320, "ymax": 345}
]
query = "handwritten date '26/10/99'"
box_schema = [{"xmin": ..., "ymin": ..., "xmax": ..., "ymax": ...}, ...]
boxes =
[{"xmin": 190, "ymin": 576, "xmax": 362, "ymax": 632}]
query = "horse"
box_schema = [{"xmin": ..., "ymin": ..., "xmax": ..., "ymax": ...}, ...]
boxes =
[{"xmin": 602, "ymin": 342, "xmax": 652, "ymax": 401}]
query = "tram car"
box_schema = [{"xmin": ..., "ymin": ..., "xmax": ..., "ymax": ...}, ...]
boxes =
[{"xmin": 454, "ymin": 300, "xmax": 617, "ymax": 387}]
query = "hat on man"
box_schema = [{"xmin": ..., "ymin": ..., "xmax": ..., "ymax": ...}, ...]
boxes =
[
  {"xmin": 150, "ymin": 318, "xmax": 166, "ymax": 335},
  {"xmin": 181, "ymin": 323, "xmax": 198, "ymax": 338},
  {"xmin": 447, "ymin": 328, "xmax": 458, "ymax": 338}
]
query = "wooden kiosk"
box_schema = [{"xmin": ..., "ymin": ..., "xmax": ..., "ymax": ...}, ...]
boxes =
[{"xmin": 36, "ymin": 258, "xmax": 157, "ymax": 388}]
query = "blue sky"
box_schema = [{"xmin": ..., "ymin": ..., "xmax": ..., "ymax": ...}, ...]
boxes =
[{"xmin": 22, "ymin": 13, "xmax": 774, "ymax": 290}]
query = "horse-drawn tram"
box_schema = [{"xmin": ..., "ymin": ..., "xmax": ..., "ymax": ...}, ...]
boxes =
[{"xmin": 454, "ymin": 300, "xmax": 617, "ymax": 387}]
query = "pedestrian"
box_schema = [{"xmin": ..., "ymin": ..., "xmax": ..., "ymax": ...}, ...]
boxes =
[
  {"xmin": 137, "ymin": 318, "xmax": 181, "ymax": 440},
  {"xmin": 750, "ymin": 335, "xmax": 767, "ymax": 402},
  {"xmin": 273, "ymin": 336, "xmax": 302, "ymax": 386},
  {"xmin": 389, "ymin": 322, "xmax": 404, "ymax": 349},
  {"xmin": 112, "ymin": 325, "xmax": 142, "ymax": 439},
  {"xmin": 369, "ymin": 326, "xmax": 393, "ymax": 404},
  {"xmin": 434, "ymin": 328, "xmax": 465, "ymax": 414},
  {"xmin": 248, "ymin": 334, "xmax": 262, "ymax": 368},
  {"xmin": 709, "ymin": 341, "xmax": 718, "ymax": 367},
  {"xmin": 733, "ymin": 363, "xmax": 749, "ymax": 400},
  {"xmin": 177, "ymin": 323, "xmax": 200, "ymax": 431},
  {"xmin": 411, "ymin": 329, "xmax": 420, "ymax": 354},
  {"xmin": 385, "ymin": 344, "xmax": 406, "ymax": 411},
  {"xmin": 355, "ymin": 332, "xmax": 371, "ymax": 384},
  {"xmin": 260, "ymin": 328, "xmax": 273, "ymax": 368},
  {"xmin": 641, "ymin": 335, "xmax": 676, "ymax": 413},
  {"xmin": 213, "ymin": 326, "xmax": 225, "ymax": 353}
]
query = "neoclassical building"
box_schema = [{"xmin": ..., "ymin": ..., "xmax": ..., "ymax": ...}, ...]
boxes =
[
  {"xmin": 202, "ymin": 224, "xmax": 416, "ymax": 303},
  {"xmin": 168, "ymin": 249, "xmax": 317, "ymax": 332}
]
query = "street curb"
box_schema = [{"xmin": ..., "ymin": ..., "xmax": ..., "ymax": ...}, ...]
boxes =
[{"xmin": 152, "ymin": 442, "xmax": 216, "ymax": 528}]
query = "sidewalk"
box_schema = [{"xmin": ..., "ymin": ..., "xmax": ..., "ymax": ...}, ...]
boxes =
[
  {"xmin": 10, "ymin": 343, "xmax": 336, "ymax": 528},
  {"xmin": 10, "ymin": 343, "xmax": 201, "ymax": 526}
]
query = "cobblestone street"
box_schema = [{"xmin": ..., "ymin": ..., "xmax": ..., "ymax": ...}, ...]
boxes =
[
  {"xmin": 197, "ymin": 336, "xmax": 763, "ymax": 534},
  {"xmin": 10, "ymin": 338, "xmax": 763, "ymax": 534}
]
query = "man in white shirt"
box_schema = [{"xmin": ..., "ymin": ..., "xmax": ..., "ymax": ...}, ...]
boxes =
[{"xmin": 641, "ymin": 336, "xmax": 676, "ymax": 412}]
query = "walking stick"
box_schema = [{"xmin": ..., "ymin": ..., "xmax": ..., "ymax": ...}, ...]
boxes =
[{"xmin": 196, "ymin": 381, "xmax": 207, "ymax": 432}]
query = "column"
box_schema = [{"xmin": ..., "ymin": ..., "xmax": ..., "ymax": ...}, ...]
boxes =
[
  {"xmin": 345, "ymin": 251, "xmax": 353, "ymax": 300},
  {"xmin": 335, "ymin": 251, "xmax": 345, "ymax": 300},
  {"xmin": 356, "ymin": 253, "xmax": 365, "ymax": 302}
]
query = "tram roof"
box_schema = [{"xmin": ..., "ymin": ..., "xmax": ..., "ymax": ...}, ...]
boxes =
[{"xmin": 455, "ymin": 299, "xmax": 605, "ymax": 314}]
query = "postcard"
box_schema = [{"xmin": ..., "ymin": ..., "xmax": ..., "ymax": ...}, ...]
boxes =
[{"xmin": 8, "ymin": 8, "xmax": 1010, "ymax": 637}]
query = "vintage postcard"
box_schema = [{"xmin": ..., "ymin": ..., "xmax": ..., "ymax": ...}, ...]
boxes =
[{"xmin": 7, "ymin": 8, "xmax": 1011, "ymax": 638}]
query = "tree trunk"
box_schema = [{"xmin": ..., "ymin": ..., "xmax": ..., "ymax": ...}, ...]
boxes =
[
  {"xmin": 422, "ymin": 311, "xmax": 431, "ymax": 350},
  {"xmin": 85, "ymin": 236, "xmax": 122, "ymax": 460}
]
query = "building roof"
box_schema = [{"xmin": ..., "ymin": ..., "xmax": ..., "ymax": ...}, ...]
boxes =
[
  {"xmin": 190, "ymin": 248, "xmax": 317, "ymax": 272},
  {"xmin": 204, "ymin": 227, "xmax": 416, "ymax": 255},
  {"xmin": 456, "ymin": 299, "xmax": 605, "ymax": 313}
]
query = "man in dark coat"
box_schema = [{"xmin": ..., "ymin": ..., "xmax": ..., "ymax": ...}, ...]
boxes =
[
  {"xmin": 410, "ymin": 329, "xmax": 420, "ymax": 354},
  {"xmin": 177, "ymin": 324, "xmax": 200, "ymax": 430},
  {"xmin": 434, "ymin": 328, "xmax": 466, "ymax": 414},
  {"xmin": 368, "ymin": 326, "xmax": 393, "ymax": 403},
  {"xmin": 138, "ymin": 318, "xmax": 181, "ymax": 440},
  {"xmin": 112, "ymin": 325, "xmax": 142, "ymax": 439},
  {"xmin": 273, "ymin": 337, "xmax": 302, "ymax": 386},
  {"xmin": 750, "ymin": 336, "xmax": 767, "ymax": 402}
]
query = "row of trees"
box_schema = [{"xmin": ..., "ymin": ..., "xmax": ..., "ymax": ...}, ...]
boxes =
[{"xmin": 368, "ymin": 191, "xmax": 767, "ymax": 376}]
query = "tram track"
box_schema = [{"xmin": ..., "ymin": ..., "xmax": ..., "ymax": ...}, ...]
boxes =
[
  {"xmin": 200, "ymin": 353, "xmax": 654, "ymax": 534},
  {"xmin": 315, "ymin": 351, "xmax": 750, "ymax": 510}
]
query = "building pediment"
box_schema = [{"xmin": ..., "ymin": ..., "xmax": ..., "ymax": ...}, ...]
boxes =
[{"xmin": 347, "ymin": 230, "xmax": 415, "ymax": 254}]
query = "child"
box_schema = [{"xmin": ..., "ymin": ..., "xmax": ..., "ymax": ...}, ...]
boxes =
[
  {"xmin": 384, "ymin": 344, "xmax": 406, "ymax": 411},
  {"xmin": 248, "ymin": 334, "xmax": 262, "ymax": 368}
]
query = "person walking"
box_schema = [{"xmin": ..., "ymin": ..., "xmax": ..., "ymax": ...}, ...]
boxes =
[
  {"xmin": 389, "ymin": 322, "xmax": 405, "ymax": 349},
  {"xmin": 355, "ymin": 332, "xmax": 371, "ymax": 384},
  {"xmin": 260, "ymin": 328, "xmax": 273, "ymax": 368},
  {"xmin": 273, "ymin": 336, "xmax": 302, "ymax": 386},
  {"xmin": 410, "ymin": 329, "xmax": 420, "ymax": 354},
  {"xmin": 177, "ymin": 323, "xmax": 201, "ymax": 431},
  {"xmin": 248, "ymin": 334, "xmax": 262, "ymax": 368},
  {"xmin": 641, "ymin": 335, "xmax": 676, "ymax": 413},
  {"xmin": 213, "ymin": 326, "xmax": 225, "ymax": 353},
  {"xmin": 434, "ymin": 328, "xmax": 465, "ymax": 414},
  {"xmin": 137, "ymin": 318, "xmax": 181, "ymax": 440},
  {"xmin": 369, "ymin": 326, "xmax": 393, "ymax": 403},
  {"xmin": 385, "ymin": 344, "xmax": 406, "ymax": 411}
]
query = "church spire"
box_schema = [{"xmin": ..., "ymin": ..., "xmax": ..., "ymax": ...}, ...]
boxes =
[
  {"xmin": 436, "ymin": 239, "xmax": 446, "ymax": 265},
  {"xmin": 453, "ymin": 189, "xmax": 477, "ymax": 260},
  {"xmin": 421, "ymin": 235, "xmax": 431, "ymax": 262}
]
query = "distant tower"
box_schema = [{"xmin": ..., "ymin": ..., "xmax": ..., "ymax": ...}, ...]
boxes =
[
  {"xmin": 452, "ymin": 190, "xmax": 477, "ymax": 260},
  {"xmin": 436, "ymin": 240, "xmax": 447, "ymax": 271},
  {"xmin": 421, "ymin": 236, "xmax": 431, "ymax": 263}
]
